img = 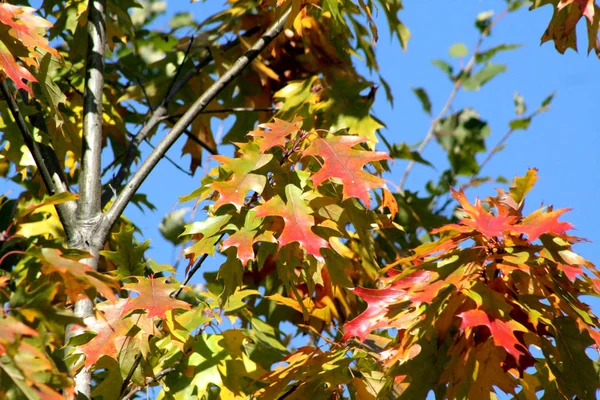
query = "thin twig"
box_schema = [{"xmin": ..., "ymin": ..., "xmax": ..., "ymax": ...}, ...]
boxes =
[
  {"xmin": 164, "ymin": 107, "xmax": 279, "ymax": 119},
  {"xmin": 121, "ymin": 367, "xmax": 177, "ymax": 400},
  {"xmin": 142, "ymin": 138, "xmax": 193, "ymax": 176},
  {"xmin": 0, "ymin": 80, "xmax": 76, "ymax": 235},
  {"xmin": 101, "ymin": 26, "xmax": 262, "ymax": 208},
  {"xmin": 98, "ymin": 6, "xmax": 292, "ymax": 242},
  {"xmin": 398, "ymin": 10, "xmax": 509, "ymax": 192},
  {"xmin": 461, "ymin": 109, "xmax": 541, "ymax": 190}
]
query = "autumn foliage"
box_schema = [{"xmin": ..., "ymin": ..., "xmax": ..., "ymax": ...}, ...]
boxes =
[{"xmin": 0, "ymin": 1, "xmax": 599, "ymax": 399}]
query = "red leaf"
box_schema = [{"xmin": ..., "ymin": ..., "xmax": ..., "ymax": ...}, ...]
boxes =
[
  {"xmin": 450, "ymin": 188, "xmax": 516, "ymax": 238},
  {"xmin": 557, "ymin": 263, "xmax": 582, "ymax": 281},
  {"xmin": 0, "ymin": 4, "xmax": 58, "ymax": 95},
  {"xmin": 222, "ymin": 228, "xmax": 257, "ymax": 266},
  {"xmin": 558, "ymin": 0, "xmax": 595, "ymax": 23},
  {"xmin": 514, "ymin": 207, "xmax": 573, "ymax": 241},
  {"xmin": 342, "ymin": 270, "xmax": 436, "ymax": 341},
  {"xmin": 459, "ymin": 309, "xmax": 527, "ymax": 358},
  {"xmin": 303, "ymin": 136, "xmax": 390, "ymax": 208},
  {"xmin": 247, "ymin": 117, "xmax": 302, "ymax": 152},
  {"xmin": 221, "ymin": 210, "xmax": 274, "ymax": 266},
  {"xmin": 0, "ymin": 48, "xmax": 36, "ymax": 95},
  {"xmin": 121, "ymin": 276, "xmax": 191, "ymax": 319},
  {"xmin": 254, "ymin": 184, "xmax": 329, "ymax": 260}
]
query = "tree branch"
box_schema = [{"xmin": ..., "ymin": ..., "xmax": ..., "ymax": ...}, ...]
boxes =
[
  {"xmin": 0, "ymin": 80, "xmax": 76, "ymax": 237},
  {"xmin": 100, "ymin": 26, "xmax": 262, "ymax": 208},
  {"xmin": 98, "ymin": 6, "xmax": 292, "ymax": 241},
  {"xmin": 70, "ymin": 0, "xmax": 106, "ymax": 398},
  {"xmin": 398, "ymin": 10, "xmax": 508, "ymax": 192},
  {"xmin": 78, "ymin": 0, "xmax": 106, "ymax": 224}
]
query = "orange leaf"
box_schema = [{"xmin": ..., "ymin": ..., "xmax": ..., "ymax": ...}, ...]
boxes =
[
  {"xmin": 121, "ymin": 276, "xmax": 191, "ymax": 319},
  {"xmin": 247, "ymin": 117, "xmax": 302, "ymax": 152},
  {"xmin": 514, "ymin": 207, "xmax": 573, "ymax": 241},
  {"xmin": 73, "ymin": 300, "xmax": 132, "ymax": 368},
  {"xmin": 303, "ymin": 135, "xmax": 390, "ymax": 208},
  {"xmin": 39, "ymin": 248, "xmax": 117, "ymax": 302},
  {"xmin": 254, "ymin": 184, "xmax": 329, "ymax": 260}
]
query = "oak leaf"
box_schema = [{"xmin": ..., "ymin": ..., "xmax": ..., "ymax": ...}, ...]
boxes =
[
  {"xmin": 221, "ymin": 210, "xmax": 275, "ymax": 266},
  {"xmin": 73, "ymin": 300, "xmax": 132, "ymax": 368},
  {"xmin": 121, "ymin": 276, "xmax": 191, "ymax": 319},
  {"xmin": 38, "ymin": 248, "xmax": 118, "ymax": 302},
  {"xmin": 458, "ymin": 309, "xmax": 527, "ymax": 358},
  {"xmin": 209, "ymin": 142, "xmax": 272, "ymax": 211},
  {"xmin": 303, "ymin": 135, "xmax": 390, "ymax": 208},
  {"xmin": 342, "ymin": 270, "xmax": 437, "ymax": 341},
  {"xmin": 254, "ymin": 184, "xmax": 329, "ymax": 260},
  {"xmin": 0, "ymin": 4, "xmax": 58, "ymax": 95},
  {"xmin": 449, "ymin": 187, "xmax": 517, "ymax": 238},
  {"xmin": 514, "ymin": 207, "xmax": 573, "ymax": 241},
  {"xmin": 247, "ymin": 117, "xmax": 302, "ymax": 152}
]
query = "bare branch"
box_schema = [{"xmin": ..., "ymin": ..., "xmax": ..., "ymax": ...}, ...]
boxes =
[
  {"xmin": 461, "ymin": 109, "xmax": 542, "ymax": 190},
  {"xmin": 100, "ymin": 26, "xmax": 262, "ymax": 208},
  {"xmin": 98, "ymin": 6, "xmax": 292, "ymax": 241},
  {"xmin": 142, "ymin": 137, "xmax": 193, "ymax": 176},
  {"xmin": 398, "ymin": 10, "xmax": 508, "ymax": 192},
  {"xmin": 0, "ymin": 80, "xmax": 76, "ymax": 237},
  {"xmin": 165, "ymin": 106, "xmax": 279, "ymax": 118}
]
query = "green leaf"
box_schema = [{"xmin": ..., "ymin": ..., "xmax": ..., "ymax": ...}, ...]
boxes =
[
  {"xmin": 548, "ymin": 317, "xmax": 600, "ymax": 399},
  {"xmin": 159, "ymin": 209, "xmax": 188, "ymax": 245},
  {"xmin": 91, "ymin": 357, "xmax": 123, "ymax": 400},
  {"xmin": 411, "ymin": 87, "xmax": 432, "ymax": 115},
  {"xmin": 475, "ymin": 44, "xmax": 522, "ymax": 63},
  {"xmin": 100, "ymin": 226, "xmax": 150, "ymax": 278},
  {"xmin": 509, "ymin": 117, "xmax": 531, "ymax": 130},
  {"xmin": 449, "ymin": 43, "xmax": 468, "ymax": 58},
  {"xmin": 432, "ymin": 59, "xmax": 453, "ymax": 79},
  {"xmin": 169, "ymin": 12, "xmax": 193, "ymax": 29},
  {"xmin": 37, "ymin": 53, "xmax": 66, "ymax": 128},
  {"xmin": 183, "ymin": 214, "xmax": 232, "ymax": 257},
  {"xmin": 537, "ymin": 92, "xmax": 555, "ymax": 112},
  {"xmin": 510, "ymin": 168, "xmax": 538, "ymax": 205},
  {"xmin": 462, "ymin": 63, "xmax": 507, "ymax": 91},
  {"xmin": 388, "ymin": 143, "xmax": 432, "ymax": 167},
  {"xmin": 218, "ymin": 248, "xmax": 244, "ymax": 304}
]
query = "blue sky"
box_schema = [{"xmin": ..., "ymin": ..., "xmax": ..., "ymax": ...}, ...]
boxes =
[{"xmin": 129, "ymin": 0, "xmax": 599, "ymax": 278}]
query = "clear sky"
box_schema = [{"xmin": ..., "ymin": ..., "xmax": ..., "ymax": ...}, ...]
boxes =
[{"xmin": 128, "ymin": 0, "xmax": 598, "ymax": 281}]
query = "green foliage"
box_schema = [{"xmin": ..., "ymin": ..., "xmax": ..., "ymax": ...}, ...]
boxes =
[{"xmin": 0, "ymin": 0, "xmax": 595, "ymax": 399}]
